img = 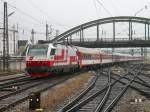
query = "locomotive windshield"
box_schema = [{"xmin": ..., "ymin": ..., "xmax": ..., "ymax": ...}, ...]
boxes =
[{"xmin": 27, "ymin": 45, "xmax": 48, "ymax": 56}]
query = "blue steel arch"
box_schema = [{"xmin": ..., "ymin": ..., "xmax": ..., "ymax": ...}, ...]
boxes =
[{"xmin": 47, "ymin": 16, "xmax": 150, "ymax": 43}]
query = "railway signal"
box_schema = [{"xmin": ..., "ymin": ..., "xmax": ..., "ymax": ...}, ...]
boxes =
[{"xmin": 29, "ymin": 92, "xmax": 41, "ymax": 110}]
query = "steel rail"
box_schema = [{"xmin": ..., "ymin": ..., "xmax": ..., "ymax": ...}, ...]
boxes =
[
  {"xmin": 65, "ymin": 65, "xmax": 141, "ymax": 112},
  {"xmin": 0, "ymin": 75, "xmax": 26, "ymax": 82},
  {"xmin": 103, "ymin": 77, "xmax": 135, "ymax": 112},
  {"xmin": 0, "ymin": 76, "xmax": 31, "ymax": 89},
  {"xmin": 103, "ymin": 67, "xmax": 143, "ymax": 112},
  {"xmin": 103, "ymin": 65, "xmax": 150, "ymax": 94},
  {"xmin": 66, "ymin": 71, "xmax": 131, "ymax": 112},
  {"xmin": 101, "ymin": 71, "xmax": 150, "ymax": 96},
  {"xmin": 59, "ymin": 72, "xmax": 98, "ymax": 112},
  {"xmin": 94, "ymin": 69, "xmax": 111, "ymax": 112},
  {"xmin": 0, "ymin": 71, "xmax": 85, "ymax": 112},
  {"xmin": 111, "ymin": 72, "xmax": 150, "ymax": 89},
  {"xmin": 0, "ymin": 78, "xmax": 49, "ymax": 100},
  {"xmin": 0, "ymin": 83, "xmax": 44, "ymax": 101}
]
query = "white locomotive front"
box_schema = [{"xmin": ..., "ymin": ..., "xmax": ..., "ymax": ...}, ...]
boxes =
[{"xmin": 26, "ymin": 43, "xmax": 78, "ymax": 77}]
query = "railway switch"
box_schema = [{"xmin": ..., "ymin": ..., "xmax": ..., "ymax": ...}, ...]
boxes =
[{"xmin": 29, "ymin": 92, "xmax": 41, "ymax": 110}]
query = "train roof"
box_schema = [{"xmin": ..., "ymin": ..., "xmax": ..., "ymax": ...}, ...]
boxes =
[
  {"xmin": 74, "ymin": 46, "xmax": 102, "ymax": 54},
  {"xmin": 113, "ymin": 53, "xmax": 133, "ymax": 57}
]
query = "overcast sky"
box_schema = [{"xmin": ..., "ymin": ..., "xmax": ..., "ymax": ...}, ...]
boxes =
[{"xmin": 0, "ymin": 0, "xmax": 150, "ymax": 41}]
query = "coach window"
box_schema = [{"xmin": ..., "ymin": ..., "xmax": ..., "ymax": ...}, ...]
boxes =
[{"xmin": 50, "ymin": 49, "xmax": 56, "ymax": 55}]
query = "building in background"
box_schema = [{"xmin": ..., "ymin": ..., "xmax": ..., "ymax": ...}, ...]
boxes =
[
  {"xmin": 17, "ymin": 40, "xmax": 29, "ymax": 56},
  {"xmin": 0, "ymin": 27, "xmax": 18, "ymax": 56}
]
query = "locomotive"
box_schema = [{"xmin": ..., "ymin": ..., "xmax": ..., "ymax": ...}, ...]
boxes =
[{"xmin": 25, "ymin": 43, "xmax": 142, "ymax": 77}]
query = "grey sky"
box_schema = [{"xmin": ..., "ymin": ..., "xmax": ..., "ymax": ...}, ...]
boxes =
[{"xmin": 0, "ymin": 0, "xmax": 150, "ymax": 41}]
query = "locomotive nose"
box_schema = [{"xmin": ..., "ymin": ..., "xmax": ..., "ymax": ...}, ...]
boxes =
[{"xmin": 26, "ymin": 60, "xmax": 53, "ymax": 77}]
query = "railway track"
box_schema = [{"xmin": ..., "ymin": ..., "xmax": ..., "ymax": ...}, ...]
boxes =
[
  {"xmin": 0, "ymin": 77, "xmax": 48, "ymax": 100},
  {"xmin": 0, "ymin": 71, "xmax": 22, "ymax": 76},
  {"xmin": 108, "ymin": 69, "xmax": 150, "ymax": 94},
  {"xmin": 59, "ymin": 64, "xmax": 148, "ymax": 112},
  {"xmin": 1, "ymin": 64, "xmax": 149, "ymax": 112},
  {"xmin": 0, "ymin": 75, "xmax": 31, "ymax": 89},
  {"xmin": 95, "ymin": 68, "xmax": 141, "ymax": 112},
  {"xmin": 0, "ymin": 72, "xmax": 84, "ymax": 112},
  {"xmin": 0, "ymin": 74, "xmax": 27, "ymax": 83},
  {"xmin": 102, "ymin": 71, "xmax": 150, "ymax": 98},
  {"xmin": 59, "ymin": 69, "xmax": 108, "ymax": 112},
  {"xmin": 100, "ymin": 66, "xmax": 150, "ymax": 111}
]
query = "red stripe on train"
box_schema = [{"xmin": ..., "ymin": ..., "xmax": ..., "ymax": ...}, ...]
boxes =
[
  {"xmin": 26, "ymin": 61, "xmax": 54, "ymax": 67},
  {"xmin": 54, "ymin": 49, "xmax": 64, "ymax": 60},
  {"xmin": 70, "ymin": 56, "xmax": 77, "ymax": 62}
]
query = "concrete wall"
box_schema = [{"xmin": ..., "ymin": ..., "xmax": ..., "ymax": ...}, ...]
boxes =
[{"xmin": 0, "ymin": 60, "xmax": 26, "ymax": 71}]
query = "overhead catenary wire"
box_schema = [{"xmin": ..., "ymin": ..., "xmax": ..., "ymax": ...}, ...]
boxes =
[
  {"xmin": 0, "ymin": 0, "xmax": 62, "ymax": 41},
  {"xmin": 0, "ymin": 16, "xmax": 43, "ymax": 35},
  {"xmin": 109, "ymin": 0, "xmax": 120, "ymax": 16},
  {"xmin": 94, "ymin": 0, "xmax": 130, "ymax": 37},
  {"xmin": 25, "ymin": 0, "xmax": 72, "ymax": 28},
  {"xmin": 0, "ymin": 0, "xmax": 44, "ymax": 26},
  {"xmin": 92, "ymin": 0, "xmax": 100, "ymax": 18},
  {"xmin": 1, "ymin": 0, "xmax": 146, "ymax": 41},
  {"xmin": 0, "ymin": 5, "xmax": 46, "ymax": 32},
  {"xmin": 91, "ymin": 0, "xmax": 106, "ymax": 38},
  {"xmin": 96, "ymin": 0, "xmax": 112, "ymax": 16},
  {"xmin": 105, "ymin": 0, "xmax": 129, "ymax": 34}
]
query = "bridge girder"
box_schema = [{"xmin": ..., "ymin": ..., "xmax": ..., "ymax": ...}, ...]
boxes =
[
  {"xmin": 40, "ymin": 16, "xmax": 150, "ymax": 48},
  {"xmin": 65, "ymin": 40, "xmax": 150, "ymax": 48}
]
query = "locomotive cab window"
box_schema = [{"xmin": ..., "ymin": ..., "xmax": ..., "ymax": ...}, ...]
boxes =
[
  {"xmin": 27, "ymin": 45, "xmax": 48, "ymax": 56},
  {"xmin": 50, "ymin": 49, "xmax": 56, "ymax": 55}
]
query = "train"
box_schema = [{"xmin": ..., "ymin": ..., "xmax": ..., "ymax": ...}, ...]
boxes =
[{"xmin": 25, "ymin": 43, "xmax": 142, "ymax": 77}]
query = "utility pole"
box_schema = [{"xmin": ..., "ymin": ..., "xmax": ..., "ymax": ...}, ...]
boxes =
[
  {"xmin": 16, "ymin": 24, "xmax": 19, "ymax": 53},
  {"xmin": 13, "ymin": 25, "xmax": 16, "ymax": 54},
  {"xmin": 3, "ymin": 2, "xmax": 6, "ymax": 71},
  {"xmin": 12, "ymin": 25, "xmax": 18, "ymax": 55},
  {"xmin": 49, "ymin": 25, "xmax": 53, "ymax": 40},
  {"xmin": 56, "ymin": 30, "xmax": 59, "ymax": 37},
  {"xmin": 3, "ymin": 2, "xmax": 9, "ymax": 71},
  {"xmin": 46, "ymin": 23, "xmax": 48, "ymax": 40},
  {"xmin": 31, "ymin": 29, "xmax": 35, "ymax": 44}
]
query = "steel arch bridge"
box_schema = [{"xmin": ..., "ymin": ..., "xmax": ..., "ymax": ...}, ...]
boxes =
[{"xmin": 41, "ymin": 16, "xmax": 150, "ymax": 48}]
